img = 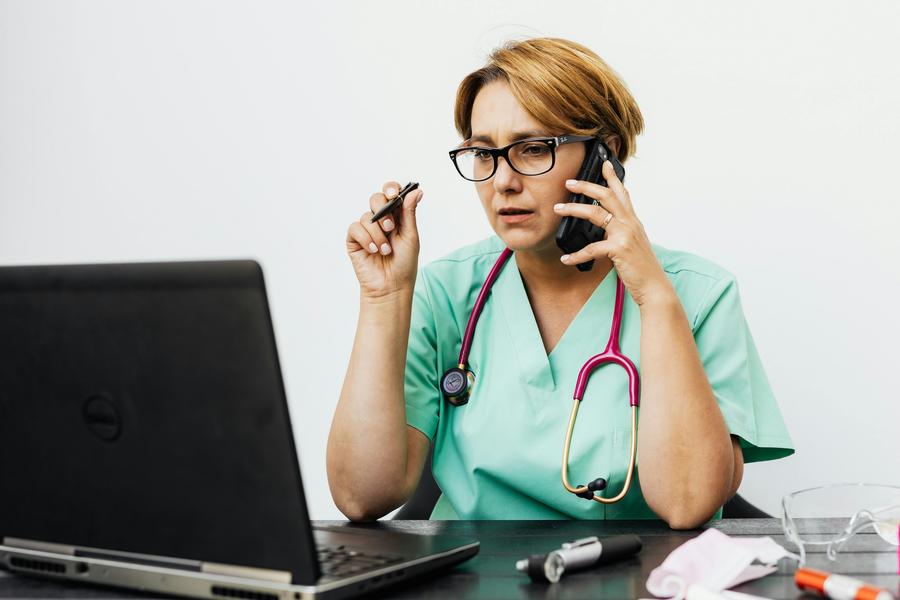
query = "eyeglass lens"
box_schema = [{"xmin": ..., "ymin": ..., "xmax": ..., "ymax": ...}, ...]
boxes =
[{"xmin": 454, "ymin": 140, "xmax": 554, "ymax": 181}]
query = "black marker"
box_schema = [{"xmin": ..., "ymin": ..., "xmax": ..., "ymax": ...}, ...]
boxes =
[
  {"xmin": 516, "ymin": 534, "xmax": 642, "ymax": 583},
  {"xmin": 370, "ymin": 181, "xmax": 419, "ymax": 223}
]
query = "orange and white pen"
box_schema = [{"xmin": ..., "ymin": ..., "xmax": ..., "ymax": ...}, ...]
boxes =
[{"xmin": 795, "ymin": 567, "xmax": 895, "ymax": 600}]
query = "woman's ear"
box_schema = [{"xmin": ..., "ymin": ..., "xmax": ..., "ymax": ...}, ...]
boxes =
[{"xmin": 604, "ymin": 135, "xmax": 622, "ymax": 159}]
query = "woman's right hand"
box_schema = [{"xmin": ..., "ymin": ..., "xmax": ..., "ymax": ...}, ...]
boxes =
[{"xmin": 345, "ymin": 181, "xmax": 424, "ymax": 299}]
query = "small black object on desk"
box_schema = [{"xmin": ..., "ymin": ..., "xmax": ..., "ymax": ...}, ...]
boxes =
[{"xmin": 516, "ymin": 534, "xmax": 643, "ymax": 583}]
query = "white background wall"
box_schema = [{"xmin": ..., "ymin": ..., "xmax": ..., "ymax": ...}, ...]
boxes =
[{"xmin": 1, "ymin": 0, "xmax": 898, "ymax": 520}]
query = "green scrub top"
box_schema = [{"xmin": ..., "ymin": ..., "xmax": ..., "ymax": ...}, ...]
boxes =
[{"xmin": 404, "ymin": 235, "xmax": 794, "ymax": 520}]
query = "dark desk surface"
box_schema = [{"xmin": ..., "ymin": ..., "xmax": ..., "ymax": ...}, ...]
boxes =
[{"xmin": 1, "ymin": 519, "xmax": 897, "ymax": 599}]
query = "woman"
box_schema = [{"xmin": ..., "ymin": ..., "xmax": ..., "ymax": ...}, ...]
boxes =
[{"xmin": 327, "ymin": 37, "xmax": 793, "ymax": 528}]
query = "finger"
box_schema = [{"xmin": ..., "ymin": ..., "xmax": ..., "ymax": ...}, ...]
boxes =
[
  {"xmin": 559, "ymin": 239, "xmax": 612, "ymax": 267},
  {"xmin": 602, "ymin": 160, "xmax": 633, "ymax": 214},
  {"xmin": 382, "ymin": 181, "xmax": 402, "ymax": 198},
  {"xmin": 379, "ymin": 181, "xmax": 403, "ymax": 231},
  {"xmin": 565, "ymin": 177, "xmax": 625, "ymax": 217},
  {"xmin": 359, "ymin": 211, "xmax": 392, "ymax": 256},
  {"xmin": 347, "ymin": 220, "xmax": 380, "ymax": 255},
  {"xmin": 396, "ymin": 188, "xmax": 423, "ymax": 239},
  {"xmin": 369, "ymin": 192, "xmax": 399, "ymax": 234},
  {"xmin": 553, "ymin": 201, "xmax": 616, "ymax": 230}
]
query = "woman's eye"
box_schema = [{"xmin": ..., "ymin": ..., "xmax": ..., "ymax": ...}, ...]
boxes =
[{"xmin": 521, "ymin": 144, "xmax": 550, "ymax": 156}]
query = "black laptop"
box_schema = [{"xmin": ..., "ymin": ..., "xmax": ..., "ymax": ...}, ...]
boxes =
[{"xmin": 0, "ymin": 260, "xmax": 478, "ymax": 599}]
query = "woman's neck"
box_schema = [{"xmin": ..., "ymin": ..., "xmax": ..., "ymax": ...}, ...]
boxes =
[{"xmin": 513, "ymin": 241, "xmax": 613, "ymax": 295}]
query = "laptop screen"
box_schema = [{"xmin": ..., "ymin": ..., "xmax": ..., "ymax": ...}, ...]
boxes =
[{"xmin": 0, "ymin": 260, "xmax": 320, "ymax": 585}]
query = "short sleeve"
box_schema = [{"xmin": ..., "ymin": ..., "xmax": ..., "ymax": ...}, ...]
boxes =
[
  {"xmin": 691, "ymin": 276, "xmax": 794, "ymax": 463},
  {"xmin": 404, "ymin": 272, "xmax": 441, "ymax": 441}
]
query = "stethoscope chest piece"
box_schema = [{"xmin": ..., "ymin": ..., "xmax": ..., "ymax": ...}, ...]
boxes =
[{"xmin": 441, "ymin": 366, "xmax": 475, "ymax": 406}]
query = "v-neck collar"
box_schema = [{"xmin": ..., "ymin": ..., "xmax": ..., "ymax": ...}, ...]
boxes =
[{"xmin": 496, "ymin": 253, "xmax": 618, "ymax": 392}]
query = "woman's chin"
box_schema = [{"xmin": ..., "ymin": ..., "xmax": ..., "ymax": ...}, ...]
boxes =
[{"xmin": 495, "ymin": 227, "xmax": 558, "ymax": 254}]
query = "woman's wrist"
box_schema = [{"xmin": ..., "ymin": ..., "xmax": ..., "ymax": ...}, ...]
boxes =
[
  {"xmin": 358, "ymin": 288, "xmax": 415, "ymax": 339},
  {"xmin": 360, "ymin": 285, "xmax": 414, "ymax": 307},
  {"xmin": 636, "ymin": 279, "xmax": 680, "ymax": 313}
]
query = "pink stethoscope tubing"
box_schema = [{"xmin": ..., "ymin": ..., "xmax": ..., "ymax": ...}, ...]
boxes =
[{"xmin": 452, "ymin": 247, "xmax": 640, "ymax": 504}]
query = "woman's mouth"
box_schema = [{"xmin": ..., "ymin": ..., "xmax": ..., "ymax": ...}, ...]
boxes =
[{"xmin": 498, "ymin": 207, "xmax": 535, "ymax": 224}]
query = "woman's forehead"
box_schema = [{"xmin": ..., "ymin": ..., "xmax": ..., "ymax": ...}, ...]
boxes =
[{"xmin": 470, "ymin": 81, "xmax": 549, "ymax": 146}]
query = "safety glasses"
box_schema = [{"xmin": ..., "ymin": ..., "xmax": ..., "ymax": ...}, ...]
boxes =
[{"xmin": 781, "ymin": 483, "xmax": 900, "ymax": 565}]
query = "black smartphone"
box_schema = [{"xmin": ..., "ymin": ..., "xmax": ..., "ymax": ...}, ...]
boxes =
[{"xmin": 554, "ymin": 138, "xmax": 625, "ymax": 272}]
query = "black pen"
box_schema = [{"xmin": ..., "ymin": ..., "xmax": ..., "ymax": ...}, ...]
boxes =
[
  {"xmin": 516, "ymin": 534, "xmax": 642, "ymax": 583},
  {"xmin": 370, "ymin": 181, "xmax": 419, "ymax": 223}
]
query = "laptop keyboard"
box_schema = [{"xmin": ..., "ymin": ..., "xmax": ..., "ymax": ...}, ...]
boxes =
[{"xmin": 316, "ymin": 545, "xmax": 405, "ymax": 578}]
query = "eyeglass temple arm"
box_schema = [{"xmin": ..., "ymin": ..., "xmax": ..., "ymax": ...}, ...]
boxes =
[{"xmin": 556, "ymin": 134, "xmax": 596, "ymax": 146}]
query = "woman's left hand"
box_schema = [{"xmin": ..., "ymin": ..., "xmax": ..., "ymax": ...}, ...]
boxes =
[{"xmin": 553, "ymin": 160, "xmax": 676, "ymax": 308}]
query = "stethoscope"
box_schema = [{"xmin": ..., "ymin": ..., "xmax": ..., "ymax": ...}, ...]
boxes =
[{"xmin": 439, "ymin": 247, "xmax": 640, "ymax": 504}]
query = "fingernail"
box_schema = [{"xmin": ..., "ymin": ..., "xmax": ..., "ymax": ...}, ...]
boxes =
[
  {"xmin": 554, "ymin": 203, "xmax": 565, "ymax": 211},
  {"xmin": 603, "ymin": 160, "xmax": 612, "ymax": 169},
  {"xmin": 565, "ymin": 179, "xmax": 578, "ymax": 187},
  {"xmin": 383, "ymin": 218, "xmax": 394, "ymax": 231},
  {"xmin": 560, "ymin": 254, "xmax": 570, "ymax": 262},
  {"xmin": 385, "ymin": 187, "xmax": 397, "ymax": 198},
  {"xmin": 368, "ymin": 243, "xmax": 378, "ymax": 253},
  {"xmin": 380, "ymin": 243, "xmax": 391, "ymax": 255}
]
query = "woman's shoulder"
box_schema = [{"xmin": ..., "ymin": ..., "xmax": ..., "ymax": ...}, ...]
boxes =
[
  {"xmin": 652, "ymin": 243, "xmax": 736, "ymax": 286},
  {"xmin": 651, "ymin": 244, "xmax": 742, "ymax": 324},
  {"xmin": 413, "ymin": 236, "xmax": 505, "ymax": 312},
  {"xmin": 419, "ymin": 236, "xmax": 505, "ymax": 282},
  {"xmin": 429, "ymin": 235, "xmax": 505, "ymax": 265}
]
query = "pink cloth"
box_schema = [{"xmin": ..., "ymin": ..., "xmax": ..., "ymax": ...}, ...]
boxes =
[{"xmin": 645, "ymin": 529, "xmax": 795, "ymax": 599}]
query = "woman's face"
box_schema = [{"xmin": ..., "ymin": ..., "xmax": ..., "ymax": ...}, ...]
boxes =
[{"xmin": 468, "ymin": 80, "xmax": 585, "ymax": 255}]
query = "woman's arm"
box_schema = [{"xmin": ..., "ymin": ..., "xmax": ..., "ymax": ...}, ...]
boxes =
[
  {"xmin": 327, "ymin": 290, "xmax": 431, "ymax": 521},
  {"xmin": 636, "ymin": 293, "xmax": 742, "ymax": 528},
  {"xmin": 555, "ymin": 163, "xmax": 740, "ymax": 528},
  {"xmin": 327, "ymin": 181, "xmax": 429, "ymax": 521}
]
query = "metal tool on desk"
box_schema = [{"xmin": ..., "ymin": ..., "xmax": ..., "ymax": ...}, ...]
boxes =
[{"xmin": 516, "ymin": 534, "xmax": 642, "ymax": 583}]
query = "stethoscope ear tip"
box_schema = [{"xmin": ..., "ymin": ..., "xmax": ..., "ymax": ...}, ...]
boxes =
[
  {"xmin": 574, "ymin": 479, "xmax": 608, "ymax": 501},
  {"xmin": 575, "ymin": 489, "xmax": 596, "ymax": 500},
  {"xmin": 588, "ymin": 478, "xmax": 607, "ymax": 492}
]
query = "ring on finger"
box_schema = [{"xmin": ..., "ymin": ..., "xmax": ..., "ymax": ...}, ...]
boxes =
[{"xmin": 602, "ymin": 212, "xmax": 614, "ymax": 228}]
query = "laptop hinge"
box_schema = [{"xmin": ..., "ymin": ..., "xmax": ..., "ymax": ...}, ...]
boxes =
[
  {"xmin": 3, "ymin": 538, "xmax": 75, "ymax": 555},
  {"xmin": 4, "ymin": 537, "xmax": 205, "ymax": 573},
  {"xmin": 3, "ymin": 537, "xmax": 292, "ymax": 584},
  {"xmin": 201, "ymin": 562, "xmax": 293, "ymax": 584},
  {"xmin": 75, "ymin": 548, "xmax": 202, "ymax": 571}
]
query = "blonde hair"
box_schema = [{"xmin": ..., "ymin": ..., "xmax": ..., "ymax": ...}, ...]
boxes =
[{"xmin": 454, "ymin": 38, "xmax": 644, "ymax": 162}]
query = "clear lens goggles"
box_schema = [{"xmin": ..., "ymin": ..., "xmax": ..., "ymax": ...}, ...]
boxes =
[{"xmin": 782, "ymin": 483, "xmax": 900, "ymax": 565}]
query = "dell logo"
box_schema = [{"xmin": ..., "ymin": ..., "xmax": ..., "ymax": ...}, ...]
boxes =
[{"xmin": 82, "ymin": 395, "xmax": 122, "ymax": 442}]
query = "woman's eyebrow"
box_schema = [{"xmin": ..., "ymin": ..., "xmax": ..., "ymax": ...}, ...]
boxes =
[{"xmin": 468, "ymin": 129, "xmax": 550, "ymax": 145}]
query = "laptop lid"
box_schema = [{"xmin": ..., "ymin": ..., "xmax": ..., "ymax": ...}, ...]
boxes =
[{"xmin": 0, "ymin": 260, "xmax": 320, "ymax": 585}]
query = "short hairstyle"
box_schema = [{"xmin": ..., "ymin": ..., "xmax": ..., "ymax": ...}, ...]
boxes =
[{"xmin": 453, "ymin": 38, "xmax": 644, "ymax": 162}]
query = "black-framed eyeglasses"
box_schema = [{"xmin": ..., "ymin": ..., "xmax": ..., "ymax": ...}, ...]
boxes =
[{"xmin": 448, "ymin": 134, "xmax": 595, "ymax": 182}]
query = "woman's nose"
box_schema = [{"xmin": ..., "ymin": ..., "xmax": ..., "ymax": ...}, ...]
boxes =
[{"xmin": 492, "ymin": 156, "xmax": 522, "ymax": 194}]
